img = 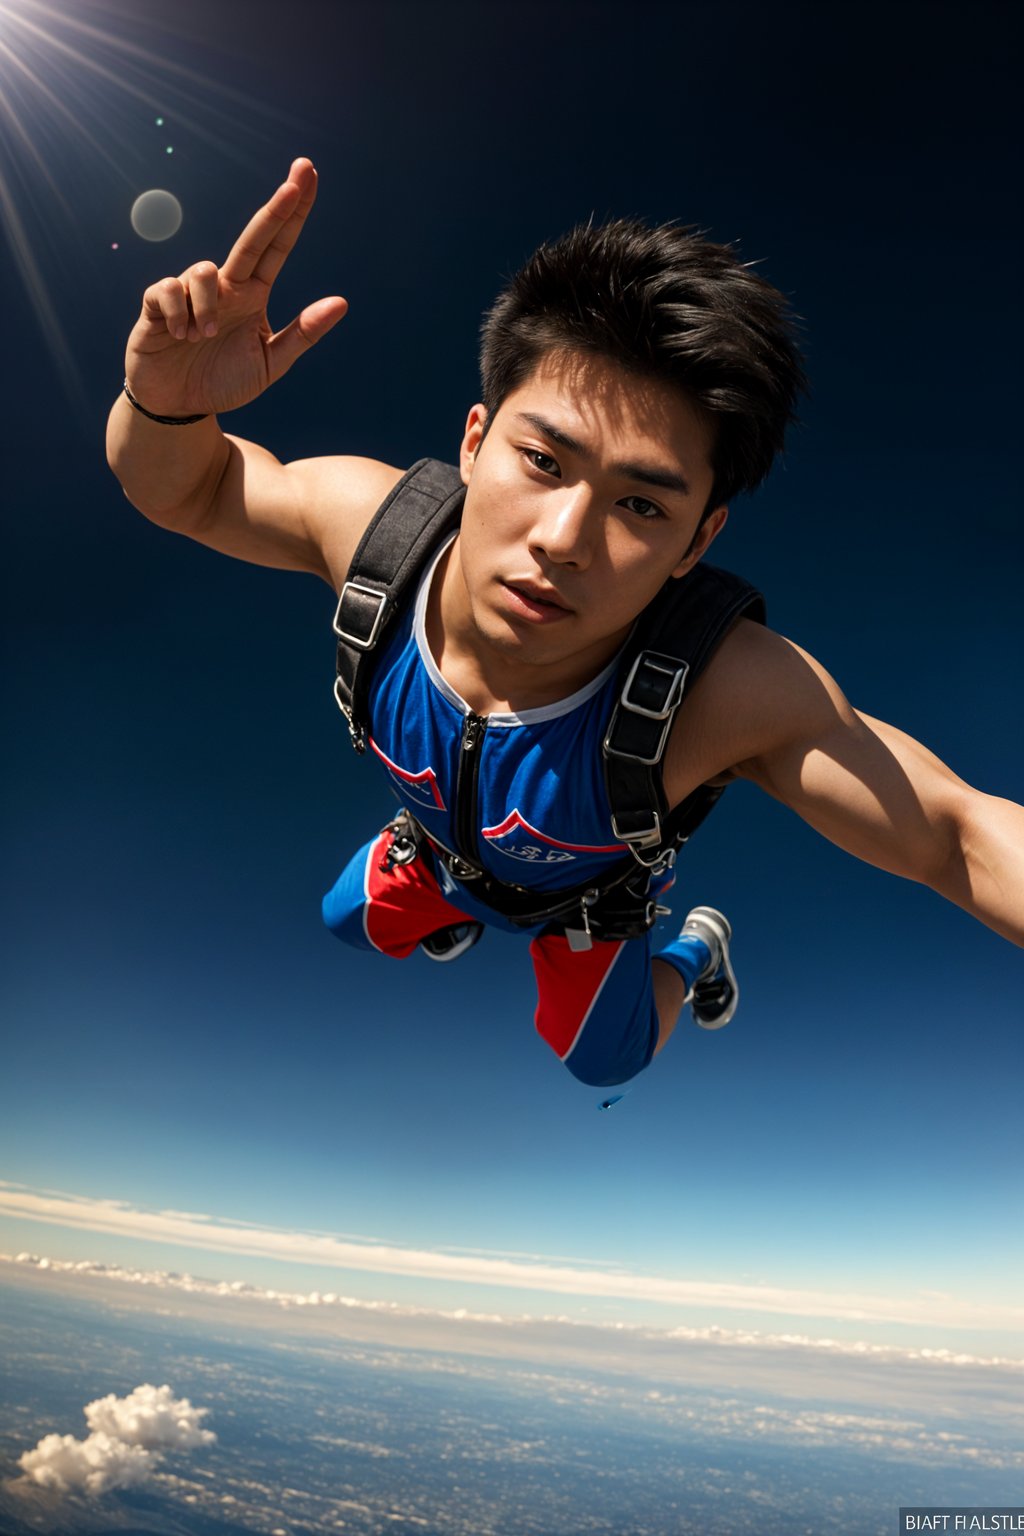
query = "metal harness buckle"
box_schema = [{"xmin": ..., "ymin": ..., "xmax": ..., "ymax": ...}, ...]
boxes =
[
  {"xmin": 620, "ymin": 651, "xmax": 688, "ymax": 720},
  {"xmin": 379, "ymin": 810, "xmax": 421, "ymax": 871},
  {"xmin": 610, "ymin": 808, "xmax": 662, "ymax": 850},
  {"xmin": 566, "ymin": 889, "xmax": 599, "ymax": 952},
  {"xmin": 332, "ymin": 676, "xmax": 366, "ymax": 752},
  {"xmin": 604, "ymin": 652, "xmax": 688, "ymax": 768},
  {"xmin": 333, "ymin": 581, "xmax": 389, "ymax": 652}
]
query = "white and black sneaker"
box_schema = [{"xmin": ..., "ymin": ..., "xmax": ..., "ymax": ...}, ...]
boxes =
[
  {"xmin": 679, "ymin": 906, "xmax": 739, "ymax": 1029},
  {"xmin": 419, "ymin": 922, "xmax": 484, "ymax": 963}
]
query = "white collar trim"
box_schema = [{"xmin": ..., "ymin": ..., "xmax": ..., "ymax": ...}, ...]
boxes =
[{"xmin": 412, "ymin": 535, "xmax": 621, "ymax": 726}]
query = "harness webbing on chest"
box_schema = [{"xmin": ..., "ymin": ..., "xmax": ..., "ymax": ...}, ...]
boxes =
[
  {"xmin": 333, "ymin": 458, "xmax": 765, "ymax": 941},
  {"xmin": 333, "ymin": 459, "xmax": 467, "ymax": 752}
]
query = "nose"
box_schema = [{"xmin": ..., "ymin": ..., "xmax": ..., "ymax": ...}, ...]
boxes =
[{"xmin": 528, "ymin": 485, "xmax": 596, "ymax": 569}]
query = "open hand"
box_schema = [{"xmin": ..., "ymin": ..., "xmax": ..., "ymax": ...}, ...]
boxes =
[{"xmin": 124, "ymin": 158, "xmax": 346, "ymax": 418}]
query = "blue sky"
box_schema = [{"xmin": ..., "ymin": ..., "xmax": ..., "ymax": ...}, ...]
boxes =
[{"xmin": 1, "ymin": 0, "xmax": 1021, "ymax": 1359}]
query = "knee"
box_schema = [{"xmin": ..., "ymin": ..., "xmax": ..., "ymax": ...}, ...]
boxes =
[
  {"xmin": 559, "ymin": 1033, "xmax": 655, "ymax": 1087},
  {"xmin": 536, "ymin": 1010, "xmax": 653, "ymax": 1087},
  {"xmin": 531, "ymin": 931, "xmax": 658, "ymax": 1088},
  {"xmin": 322, "ymin": 850, "xmax": 374, "ymax": 948},
  {"xmin": 322, "ymin": 887, "xmax": 363, "ymax": 947},
  {"xmin": 321, "ymin": 885, "xmax": 349, "ymax": 936},
  {"xmin": 561, "ymin": 1056, "xmax": 639, "ymax": 1089}
]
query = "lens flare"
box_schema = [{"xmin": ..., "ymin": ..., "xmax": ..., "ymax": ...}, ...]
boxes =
[
  {"xmin": 0, "ymin": 0, "xmax": 305, "ymax": 409},
  {"xmin": 130, "ymin": 188, "xmax": 182, "ymax": 242}
]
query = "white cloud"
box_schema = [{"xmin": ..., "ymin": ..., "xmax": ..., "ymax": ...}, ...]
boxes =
[
  {"xmin": 19, "ymin": 1431, "xmax": 153, "ymax": 1495},
  {"xmin": 85, "ymin": 1383, "xmax": 216, "ymax": 1450},
  {"xmin": 2, "ymin": 1179, "xmax": 1022, "ymax": 1333},
  {"xmin": 6, "ymin": 1251, "xmax": 1024, "ymax": 1375},
  {"xmin": 18, "ymin": 1385, "xmax": 215, "ymax": 1497}
]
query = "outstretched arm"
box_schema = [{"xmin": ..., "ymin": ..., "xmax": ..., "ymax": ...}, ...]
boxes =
[
  {"xmin": 106, "ymin": 157, "xmax": 400, "ymax": 587},
  {"xmin": 729, "ymin": 637, "xmax": 1024, "ymax": 945}
]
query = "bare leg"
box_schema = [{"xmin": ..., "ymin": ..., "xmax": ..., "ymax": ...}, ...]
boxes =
[{"xmin": 652, "ymin": 957, "xmax": 687, "ymax": 1056}]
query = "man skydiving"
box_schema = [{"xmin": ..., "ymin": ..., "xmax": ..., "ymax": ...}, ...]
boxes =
[{"xmin": 107, "ymin": 159, "xmax": 1024, "ymax": 1087}]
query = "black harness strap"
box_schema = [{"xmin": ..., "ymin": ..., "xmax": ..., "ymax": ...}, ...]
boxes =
[
  {"xmin": 333, "ymin": 458, "xmax": 465, "ymax": 750},
  {"xmin": 603, "ymin": 563, "xmax": 766, "ymax": 863}
]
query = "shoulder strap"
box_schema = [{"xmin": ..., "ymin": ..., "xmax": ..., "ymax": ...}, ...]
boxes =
[
  {"xmin": 333, "ymin": 459, "xmax": 465, "ymax": 750},
  {"xmin": 603, "ymin": 562, "xmax": 765, "ymax": 860}
]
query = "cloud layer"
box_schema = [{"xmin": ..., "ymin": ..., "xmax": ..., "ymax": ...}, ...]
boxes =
[
  {"xmin": 18, "ymin": 1384, "xmax": 215, "ymax": 1495},
  {"xmin": 2, "ymin": 1179, "xmax": 1022, "ymax": 1334},
  {"xmin": 7, "ymin": 1250, "xmax": 1024, "ymax": 1375}
]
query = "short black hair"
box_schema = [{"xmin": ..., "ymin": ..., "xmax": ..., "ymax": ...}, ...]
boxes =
[{"xmin": 479, "ymin": 218, "xmax": 807, "ymax": 512}]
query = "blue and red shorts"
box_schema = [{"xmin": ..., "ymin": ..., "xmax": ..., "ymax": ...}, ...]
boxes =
[{"xmin": 322, "ymin": 823, "xmax": 673, "ymax": 1087}]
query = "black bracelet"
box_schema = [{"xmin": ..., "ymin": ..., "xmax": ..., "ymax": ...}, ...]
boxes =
[{"xmin": 123, "ymin": 378, "xmax": 209, "ymax": 425}]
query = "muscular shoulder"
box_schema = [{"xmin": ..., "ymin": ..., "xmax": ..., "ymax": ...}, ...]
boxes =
[
  {"xmin": 288, "ymin": 454, "xmax": 406, "ymax": 589},
  {"xmin": 661, "ymin": 617, "xmax": 856, "ymax": 808},
  {"xmin": 198, "ymin": 442, "xmax": 404, "ymax": 588}
]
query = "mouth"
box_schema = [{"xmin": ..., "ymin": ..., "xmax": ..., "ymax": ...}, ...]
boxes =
[{"xmin": 501, "ymin": 581, "xmax": 573, "ymax": 622}]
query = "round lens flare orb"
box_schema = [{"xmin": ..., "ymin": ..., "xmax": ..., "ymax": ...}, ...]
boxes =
[{"xmin": 130, "ymin": 189, "xmax": 182, "ymax": 242}]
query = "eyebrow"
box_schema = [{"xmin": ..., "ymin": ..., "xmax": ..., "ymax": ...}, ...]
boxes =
[{"xmin": 513, "ymin": 411, "xmax": 692, "ymax": 498}]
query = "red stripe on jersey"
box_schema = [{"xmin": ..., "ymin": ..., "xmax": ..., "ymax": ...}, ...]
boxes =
[
  {"xmin": 530, "ymin": 933, "xmax": 626, "ymax": 1060},
  {"xmin": 368, "ymin": 738, "xmax": 446, "ymax": 810},
  {"xmin": 482, "ymin": 807, "xmax": 624, "ymax": 854}
]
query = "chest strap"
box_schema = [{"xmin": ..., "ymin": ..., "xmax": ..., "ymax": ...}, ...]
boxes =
[
  {"xmin": 333, "ymin": 459, "xmax": 465, "ymax": 750},
  {"xmin": 603, "ymin": 562, "xmax": 766, "ymax": 866}
]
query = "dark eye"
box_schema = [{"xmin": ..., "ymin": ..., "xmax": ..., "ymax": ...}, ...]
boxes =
[
  {"xmin": 622, "ymin": 495, "xmax": 664, "ymax": 520},
  {"xmin": 522, "ymin": 448, "xmax": 560, "ymax": 477}
]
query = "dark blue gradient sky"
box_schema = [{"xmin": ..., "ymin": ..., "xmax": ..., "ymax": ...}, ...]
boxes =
[{"xmin": 1, "ymin": 0, "xmax": 1021, "ymax": 1346}]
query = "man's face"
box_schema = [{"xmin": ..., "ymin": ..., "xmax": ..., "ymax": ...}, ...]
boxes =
[{"xmin": 455, "ymin": 350, "xmax": 727, "ymax": 681}]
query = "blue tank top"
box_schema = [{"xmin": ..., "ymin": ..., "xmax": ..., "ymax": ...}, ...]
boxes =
[{"xmin": 366, "ymin": 537, "xmax": 630, "ymax": 892}]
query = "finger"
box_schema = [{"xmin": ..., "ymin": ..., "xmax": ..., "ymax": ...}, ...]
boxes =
[
  {"xmin": 249, "ymin": 159, "xmax": 319, "ymax": 290},
  {"xmin": 180, "ymin": 261, "xmax": 220, "ymax": 340},
  {"xmin": 142, "ymin": 276, "xmax": 190, "ymax": 341},
  {"xmin": 265, "ymin": 295, "xmax": 347, "ymax": 384},
  {"xmin": 221, "ymin": 157, "xmax": 317, "ymax": 288}
]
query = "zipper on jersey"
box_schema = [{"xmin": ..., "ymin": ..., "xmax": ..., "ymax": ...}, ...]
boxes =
[{"xmin": 454, "ymin": 711, "xmax": 486, "ymax": 867}]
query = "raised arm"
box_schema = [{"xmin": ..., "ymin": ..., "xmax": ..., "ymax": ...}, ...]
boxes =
[
  {"xmin": 667, "ymin": 623, "xmax": 1024, "ymax": 945},
  {"xmin": 105, "ymin": 157, "xmax": 400, "ymax": 587}
]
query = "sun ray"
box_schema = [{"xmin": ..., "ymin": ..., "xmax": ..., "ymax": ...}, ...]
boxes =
[
  {"xmin": 2, "ymin": 0, "xmax": 305, "ymax": 130},
  {"xmin": 0, "ymin": 155, "xmax": 86, "ymax": 410},
  {"xmin": 0, "ymin": 38, "xmax": 122, "ymax": 200},
  {"xmin": 5, "ymin": 4, "xmax": 232, "ymax": 137},
  {"xmin": 0, "ymin": 0, "xmax": 317, "ymax": 409}
]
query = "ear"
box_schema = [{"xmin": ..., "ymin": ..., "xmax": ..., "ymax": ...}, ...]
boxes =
[
  {"xmin": 671, "ymin": 504, "xmax": 729, "ymax": 579},
  {"xmin": 459, "ymin": 404, "xmax": 489, "ymax": 485}
]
